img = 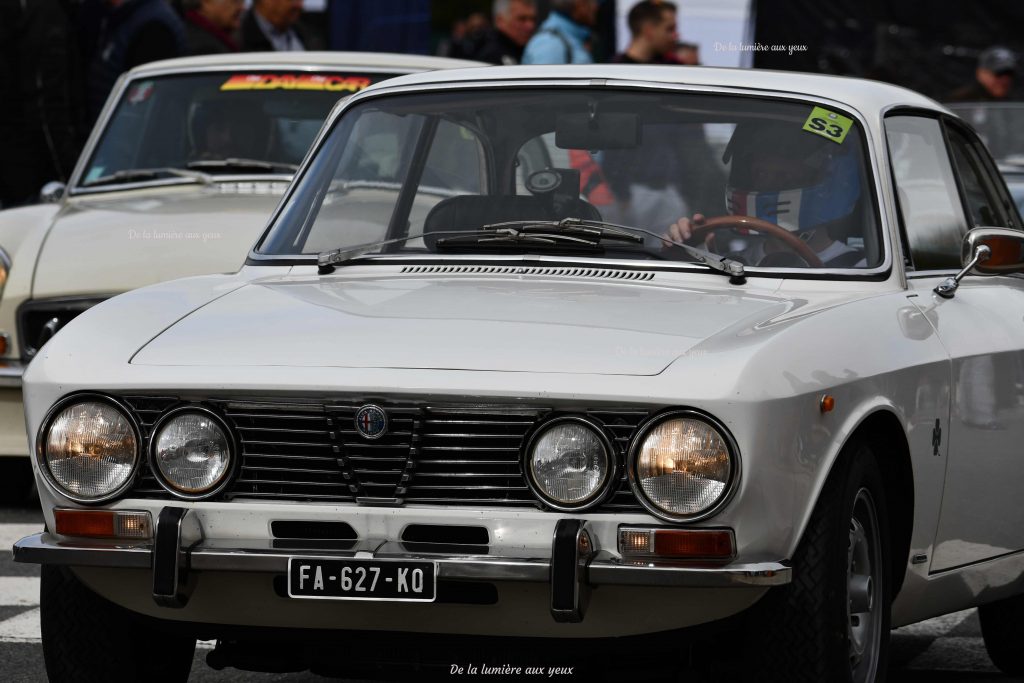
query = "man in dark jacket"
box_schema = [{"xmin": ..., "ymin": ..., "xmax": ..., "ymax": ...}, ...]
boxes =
[
  {"xmin": 182, "ymin": 0, "xmax": 242, "ymax": 54},
  {"xmin": 947, "ymin": 46, "xmax": 1018, "ymax": 102},
  {"xmin": 474, "ymin": 0, "xmax": 537, "ymax": 65},
  {"xmin": 240, "ymin": 0, "xmax": 320, "ymax": 52},
  {"xmin": 87, "ymin": 0, "xmax": 186, "ymax": 120}
]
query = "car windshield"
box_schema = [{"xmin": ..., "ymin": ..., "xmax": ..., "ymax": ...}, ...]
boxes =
[
  {"xmin": 258, "ymin": 88, "xmax": 883, "ymax": 271},
  {"xmin": 80, "ymin": 70, "xmax": 401, "ymax": 188}
]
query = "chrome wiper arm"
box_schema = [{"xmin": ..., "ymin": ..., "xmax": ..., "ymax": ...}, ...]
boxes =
[
  {"xmin": 482, "ymin": 217, "xmax": 745, "ymax": 279},
  {"xmin": 186, "ymin": 158, "xmax": 299, "ymax": 173},
  {"xmin": 317, "ymin": 227, "xmax": 602, "ymax": 272},
  {"xmin": 82, "ymin": 166, "xmax": 212, "ymax": 188}
]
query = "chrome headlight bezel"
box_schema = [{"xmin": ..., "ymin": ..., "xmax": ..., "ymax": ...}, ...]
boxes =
[
  {"xmin": 36, "ymin": 393, "xmax": 142, "ymax": 505},
  {"xmin": 626, "ymin": 409, "xmax": 741, "ymax": 523},
  {"xmin": 523, "ymin": 416, "xmax": 618, "ymax": 512},
  {"xmin": 148, "ymin": 405, "xmax": 236, "ymax": 501}
]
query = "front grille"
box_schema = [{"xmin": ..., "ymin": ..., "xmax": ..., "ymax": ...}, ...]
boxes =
[{"xmin": 123, "ymin": 396, "xmax": 648, "ymax": 512}]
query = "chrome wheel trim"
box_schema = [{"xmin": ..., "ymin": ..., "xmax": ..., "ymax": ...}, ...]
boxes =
[{"xmin": 848, "ymin": 487, "xmax": 883, "ymax": 683}]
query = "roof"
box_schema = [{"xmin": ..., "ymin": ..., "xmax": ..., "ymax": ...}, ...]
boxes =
[
  {"xmin": 360, "ymin": 64, "xmax": 947, "ymax": 117},
  {"xmin": 130, "ymin": 52, "xmax": 484, "ymax": 76}
]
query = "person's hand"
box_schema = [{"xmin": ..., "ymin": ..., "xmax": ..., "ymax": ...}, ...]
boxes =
[{"xmin": 662, "ymin": 213, "xmax": 706, "ymax": 248}]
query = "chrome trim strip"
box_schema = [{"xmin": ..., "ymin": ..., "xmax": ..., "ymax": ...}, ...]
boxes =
[
  {"xmin": 12, "ymin": 533, "xmax": 791, "ymax": 587},
  {"xmin": 0, "ymin": 362, "xmax": 25, "ymax": 388}
]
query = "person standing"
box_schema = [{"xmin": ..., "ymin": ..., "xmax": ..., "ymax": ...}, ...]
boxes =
[
  {"xmin": 182, "ymin": 0, "xmax": 243, "ymax": 54},
  {"xmin": 521, "ymin": 0, "xmax": 598, "ymax": 65},
  {"xmin": 240, "ymin": 0, "xmax": 320, "ymax": 52},
  {"xmin": 947, "ymin": 46, "xmax": 1018, "ymax": 102},
  {"xmin": 87, "ymin": 0, "xmax": 186, "ymax": 121},
  {"xmin": 474, "ymin": 0, "xmax": 538, "ymax": 66},
  {"xmin": 614, "ymin": 0, "xmax": 678, "ymax": 65}
]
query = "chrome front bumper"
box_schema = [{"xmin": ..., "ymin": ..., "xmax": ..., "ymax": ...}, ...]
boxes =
[
  {"xmin": 13, "ymin": 532, "xmax": 790, "ymax": 586},
  {"xmin": 15, "ymin": 509, "xmax": 789, "ymax": 623},
  {"xmin": 0, "ymin": 361, "xmax": 24, "ymax": 388}
]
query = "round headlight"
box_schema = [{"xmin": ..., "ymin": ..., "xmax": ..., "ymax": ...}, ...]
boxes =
[
  {"xmin": 527, "ymin": 419, "xmax": 612, "ymax": 509},
  {"xmin": 631, "ymin": 415, "xmax": 736, "ymax": 521},
  {"xmin": 43, "ymin": 400, "xmax": 138, "ymax": 501},
  {"xmin": 152, "ymin": 410, "xmax": 232, "ymax": 496}
]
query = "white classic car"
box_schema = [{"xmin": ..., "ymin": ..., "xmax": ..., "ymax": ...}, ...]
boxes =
[
  {"xmin": 0, "ymin": 51, "xmax": 477, "ymax": 501},
  {"xmin": 14, "ymin": 65, "xmax": 1024, "ymax": 682}
]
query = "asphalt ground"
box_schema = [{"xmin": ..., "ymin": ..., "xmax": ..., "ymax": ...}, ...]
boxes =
[{"xmin": 2, "ymin": 504, "xmax": 1023, "ymax": 682}]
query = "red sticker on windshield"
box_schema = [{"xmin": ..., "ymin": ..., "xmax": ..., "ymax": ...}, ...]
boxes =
[{"xmin": 220, "ymin": 74, "xmax": 373, "ymax": 93}]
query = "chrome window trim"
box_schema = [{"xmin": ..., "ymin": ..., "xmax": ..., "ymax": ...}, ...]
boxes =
[
  {"xmin": 626, "ymin": 409, "xmax": 742, "ymax": 524},
  {"xmin": 147, "ymin": 404, "xmax": 238, "ymax": 501},
  {"xmin": 35, "ymin": 393, "xmax": 144, "ymax": 505},
  {"xmin": 247, "ymin": 78, "xmax": 895, "ymax": 280}
]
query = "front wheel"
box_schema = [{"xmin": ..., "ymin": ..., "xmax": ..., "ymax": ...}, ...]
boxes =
[
  {"xmin": 41, "ymin": 565, "xmax": 196, "ymax": 683},
  {"xmin": 979, "ymin": 593, "xmax": 1024, "ymax": 675},
  {"xmin": 742, "ymin": 442, "xmax": 892, "ymax": 682}
]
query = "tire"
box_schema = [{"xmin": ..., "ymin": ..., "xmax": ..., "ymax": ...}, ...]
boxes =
[
  {"xmin": 41, "ymin": 565, "xmax": 196, "ymax": 683},
  {"xmin": 741, "ymin": 441, "xmax": 892, "ymax": 683},
  {"xmin": 0, "ymin": 457, "xmax": 34, "ymax": 504},
  {"xmin": 979, "ymin": 593, "xmax": 1024, "ymax": 675}
]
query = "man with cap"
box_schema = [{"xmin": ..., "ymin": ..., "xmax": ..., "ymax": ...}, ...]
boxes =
[{"xmin": 948, "ymin": 46, "xmax": 1018, "ymax": 102}]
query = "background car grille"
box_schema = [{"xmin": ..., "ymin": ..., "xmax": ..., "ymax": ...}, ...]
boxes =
[
  {"xmin": 124, "ymin": 396, "xmax": 647, "ymax": 512},
  {"xmin": 18, "ymin": 297, "xmax": 107, "ymax": 360}
]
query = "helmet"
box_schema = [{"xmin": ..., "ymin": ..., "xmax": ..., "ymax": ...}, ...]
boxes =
[{"xmin": 723, "ymin": 120, "xmax": 861, "ymax": 234}]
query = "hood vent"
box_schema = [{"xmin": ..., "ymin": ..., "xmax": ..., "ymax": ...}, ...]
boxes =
[{"xmin": 399, "ymin": 265, "xmax": 655, "ymax": 281}]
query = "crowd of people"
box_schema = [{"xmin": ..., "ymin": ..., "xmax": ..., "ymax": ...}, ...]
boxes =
[{"xmin": 445, "ymin": 0, "xmax": 700, "ymax": 68}]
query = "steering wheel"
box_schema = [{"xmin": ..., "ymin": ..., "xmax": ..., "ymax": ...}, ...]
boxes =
[{"xmin": 686, "ymin": 215, "xmax": 824, "ymax": 268}]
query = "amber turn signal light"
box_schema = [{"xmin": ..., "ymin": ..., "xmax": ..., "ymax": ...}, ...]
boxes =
[
  {"xmin": 54, "ymin": 509, "xmax": 152, "ymax": 539},
  {"xmin": 618, "ymin": 527, "xmax": 735, "ymax": 560}
]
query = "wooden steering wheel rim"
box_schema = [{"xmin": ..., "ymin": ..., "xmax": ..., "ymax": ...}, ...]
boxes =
[{"xmin": 687, "ymin": 215, "xmax": 824, "ymax": 268}]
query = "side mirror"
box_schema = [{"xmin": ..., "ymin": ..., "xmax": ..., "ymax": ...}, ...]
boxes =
[
  {"xmin": 39, "ymin": 182, "xmax": 65, "ymax": 203},
  {"xmin": 961, "ymin": 227, "xmax": 1024, "ymax": 274},
  {"xmin": 935, "ymin": 227, "xmax": 1024, "ymax": 298}
]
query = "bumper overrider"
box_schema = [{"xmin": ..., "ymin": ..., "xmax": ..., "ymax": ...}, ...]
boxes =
[{"xmin": 14, "ymin": 507, "xmax": 790, "ymax": 624}]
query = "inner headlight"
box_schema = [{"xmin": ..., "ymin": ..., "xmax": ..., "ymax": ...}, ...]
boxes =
[
  {"xmin": 152, "ymin": 410, "xmax": 232, "ymax": 496},
  {"xmin": 631, "ymin": 415, "xmax": 736, "ymax": 521},
  {"xmin": 527, "ymin": 419, "xmax": 612, "ymax": 509},
  {"xmin": 43, "ymin": 400, "xmax": 138, "ymax": 501}
]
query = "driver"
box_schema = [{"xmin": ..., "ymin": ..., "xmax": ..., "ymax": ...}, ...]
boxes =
[{"xmin": 663, "ymin": 120, "xmax": 866, "ymax": 267}]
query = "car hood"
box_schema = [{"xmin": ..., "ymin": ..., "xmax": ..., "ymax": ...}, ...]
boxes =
[
  {"xmin": 32, "ymin": 184, "xmax": 286, "ymax": 299},
  {"xmin": 130, "ymin": 274, "xmax": 795, "ymax": 375}
]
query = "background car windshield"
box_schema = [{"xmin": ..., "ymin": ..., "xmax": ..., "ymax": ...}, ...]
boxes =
[
  {"xmin": 81, "ymin": 71, "xmax": 396, "ymax": 186},
  {"xmin": 259, "ymin": 89, "xmax": 882, "ymax": 270}
]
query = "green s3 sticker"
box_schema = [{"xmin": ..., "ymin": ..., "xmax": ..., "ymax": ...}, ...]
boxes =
[{"xmin": 802, "ymin": 106, "xmax": 853, "ymax": 144}]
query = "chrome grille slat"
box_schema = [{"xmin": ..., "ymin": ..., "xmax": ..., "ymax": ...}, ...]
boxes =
[{"xmin": 122, "ymin": 397, "xmax": 648, "ymax": 511}]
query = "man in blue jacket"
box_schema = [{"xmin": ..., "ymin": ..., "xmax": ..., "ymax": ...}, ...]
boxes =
[{"xmin": 521, "ymin": 0, "xmax": 598, "ymax": 65}]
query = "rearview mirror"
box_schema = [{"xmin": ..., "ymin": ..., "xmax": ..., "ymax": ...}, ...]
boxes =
[
  {"xmin": 962, "ymin": 227, "xmax": 1024, "ymax": 275},
  {"xmin": 555, "ymin": 113, "xmax": 641, "ymax": 150}
]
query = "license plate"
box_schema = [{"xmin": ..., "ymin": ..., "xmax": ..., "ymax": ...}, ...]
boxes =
[{"xmin": 287, "ymin": 558, "xmax": 437, "ymax": 602}]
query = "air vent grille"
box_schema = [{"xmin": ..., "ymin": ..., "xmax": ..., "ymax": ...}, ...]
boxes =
[{"xmin": 400, "ymin": 265, "xmax": 655, "ymax": 280}]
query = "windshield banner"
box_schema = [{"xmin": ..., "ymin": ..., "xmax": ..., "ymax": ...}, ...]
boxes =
[{"xmin": 220, "ymin": 74, "xmax": 375, "ymax": 93}]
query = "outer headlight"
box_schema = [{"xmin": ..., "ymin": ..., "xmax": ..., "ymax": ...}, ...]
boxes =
[
  {"xmin": 526, "ymin": 418, "xmax": 613, "ymax": 510},
  {"xmin": 42, "ymin": 398, "xmax": 139, "ymax": 502},
  {"xmin": 629, "ymin": 413, "xmax": 737, "ymax": 522},
  {"xmin": 151, "ymin": 408, "xmax": 232, "ymax": 497}
]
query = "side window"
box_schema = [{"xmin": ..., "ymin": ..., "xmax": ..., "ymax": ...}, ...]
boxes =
[
  {"xmin": 409, "ymin": 119, "xmax": 487, "ymax": 236},
  {"xmin": 886, "ymin": 116, "xmax": 968, "ymax": 270},
  {"xmin": 945, "ymin": 125, "xmax": 1014, "ymax": 229}
]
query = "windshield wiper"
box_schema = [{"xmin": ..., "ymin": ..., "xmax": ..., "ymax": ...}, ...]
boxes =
[
  {"xmin": 481, "ymin": 217, "xmax": 746, "ymax": 280},
  {"xmin": 316, "ymin": 216, "xmax": 746, "ymax": 282},
  {"xmin": 317, "ymin": 226, "xmax": 608, "ymax": 272},
  {"xmin": 186, "ymin": 158, "xmax": 299, "ymax": 174},
  {"xmin": 81, "ymin": 167, "xmax": 212, "ymax": 188}
]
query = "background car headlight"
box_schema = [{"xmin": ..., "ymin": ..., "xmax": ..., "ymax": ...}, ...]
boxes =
[
  {"xmin": 44, "ymin": 400, "xmax": 138, "ymax": 501},
  {"xmin": 152, "ymin": 410, "xmax": 231, "ymax": 495},
  {"xmin": 631, "ymin": 415, "xmax": 736, "ymax": 520},
  {"xmin": 527, "ymin": 419, "xmax": 612, "ymax": 509}
]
